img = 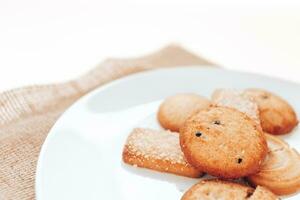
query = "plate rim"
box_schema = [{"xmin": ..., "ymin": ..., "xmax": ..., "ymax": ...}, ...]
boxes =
[{"xmin": 35, "ymin": 66, "xmax": 300, "ymax": 199}]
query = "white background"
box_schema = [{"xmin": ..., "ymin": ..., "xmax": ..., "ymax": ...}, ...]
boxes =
[{"xmin": 1, "ymin": 1, "xmax": 300, "ymax": 92}]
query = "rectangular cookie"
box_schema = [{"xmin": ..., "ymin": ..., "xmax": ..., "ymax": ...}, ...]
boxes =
[{"xmin": 122, "ymin": 128, "xmax": 203, "ymax": 178}]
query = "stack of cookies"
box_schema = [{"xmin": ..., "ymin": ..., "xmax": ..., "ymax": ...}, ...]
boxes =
[{"xmin": 122, "ymin": 88, "xmax": 299, "ymax": 199}]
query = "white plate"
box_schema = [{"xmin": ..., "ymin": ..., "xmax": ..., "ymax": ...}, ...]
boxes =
[{"xmin": 36, "ymin": 67, "xmax": 300, "ymax": 200}]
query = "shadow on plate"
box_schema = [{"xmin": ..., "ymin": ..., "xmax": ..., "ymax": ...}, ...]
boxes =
[{"xmin": 121, "ymin": 162, "xmax": 210, "ymax": 192}]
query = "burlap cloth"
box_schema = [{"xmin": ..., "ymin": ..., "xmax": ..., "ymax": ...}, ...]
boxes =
[{"xmin": 0, "ymin": 45, "xmax": 214, "ymax": 200}]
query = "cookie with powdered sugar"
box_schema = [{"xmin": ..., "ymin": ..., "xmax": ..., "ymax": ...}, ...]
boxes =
[
  {"xmin": 212, "ymin": 89, "xmax": 261, "ymax": 127},
  {"xmin": 122, "ymin": 128, "xmax": 203, "ymax": 178}
]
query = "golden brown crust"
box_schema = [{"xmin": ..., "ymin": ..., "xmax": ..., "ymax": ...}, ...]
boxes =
[
  {"xmin": 247, "ymin": 133, "xmax": 300, "ymax": 195},
  {"xmin": 158, "ymin": 93, "xmax": 211, "ymax": 132},
  {"xmin": 123, "ymin": 147, "xmax": 202, "ymax": 178},
  {"xmin": 122, "ymin": 128, "xmax": 203, "ymax": 178},
  {"xmin": 181, "ymin": 179, "xmax": 253, "ymax": 200},
  {"xmin": 181, "ymin": 179, "xmax": 279, "ymax": 200},
  {"xmin": 180, "ymin": 107, "xmax": 267, "ymax": 178},
  {"xmin": 244, "ymin": 89, "xmax": 298, "ymax": 135}
]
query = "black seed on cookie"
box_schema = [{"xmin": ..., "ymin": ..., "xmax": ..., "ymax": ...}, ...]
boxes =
[
  {"xmin": 214, "ymin": 120, "xmax": 221, "ymax": 125},
  {"xmin": 180, "ymin": 106, "xmax": 268, "ymax": 179},
  {"xmin": 246, "ymin": 191, "xmax": 253, "ymax": 198},
  {"xmin": 237, "ymin": 158, "xmax": 243, "ymax": 164},
  {"xmin": 261, "ymin": 94, "xmax": 269, "ymax": 99},
  {"xmin": 195, "ymin": 132, "xmax": 202, "ymax": 137}
]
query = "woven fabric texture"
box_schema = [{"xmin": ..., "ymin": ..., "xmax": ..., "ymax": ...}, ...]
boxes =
[{"xmin": 0, "ymin": 45, "xmax": 214, "ymax": 199}]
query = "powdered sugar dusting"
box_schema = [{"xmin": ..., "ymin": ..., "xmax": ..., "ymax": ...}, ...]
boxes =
[
  {"xmin": 125, "ymin": 128, "xmax": 187, "ymax": 164},
  {"xmin": 212, "ymin": 89, "xmax": 260, "ymax": 125}
]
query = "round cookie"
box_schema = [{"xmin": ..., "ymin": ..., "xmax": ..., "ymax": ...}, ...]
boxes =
[
  {"xmin": 158, "ymin": 93, "xmax": 211, "ymax": 132},
  {"xmin": 180, "ymin": 107, "xmax": 267, "ymax": 178},
  {"xmin": 181, "ymin": 179, "xmax": 279, "ymax": 200},
  {"xmin": 244, "ymin": 88, "xmax": 298, "ymax": 135},
  {"xmin": 181, "ymin": 179, "xmax": 253, "ymax": 200}
]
